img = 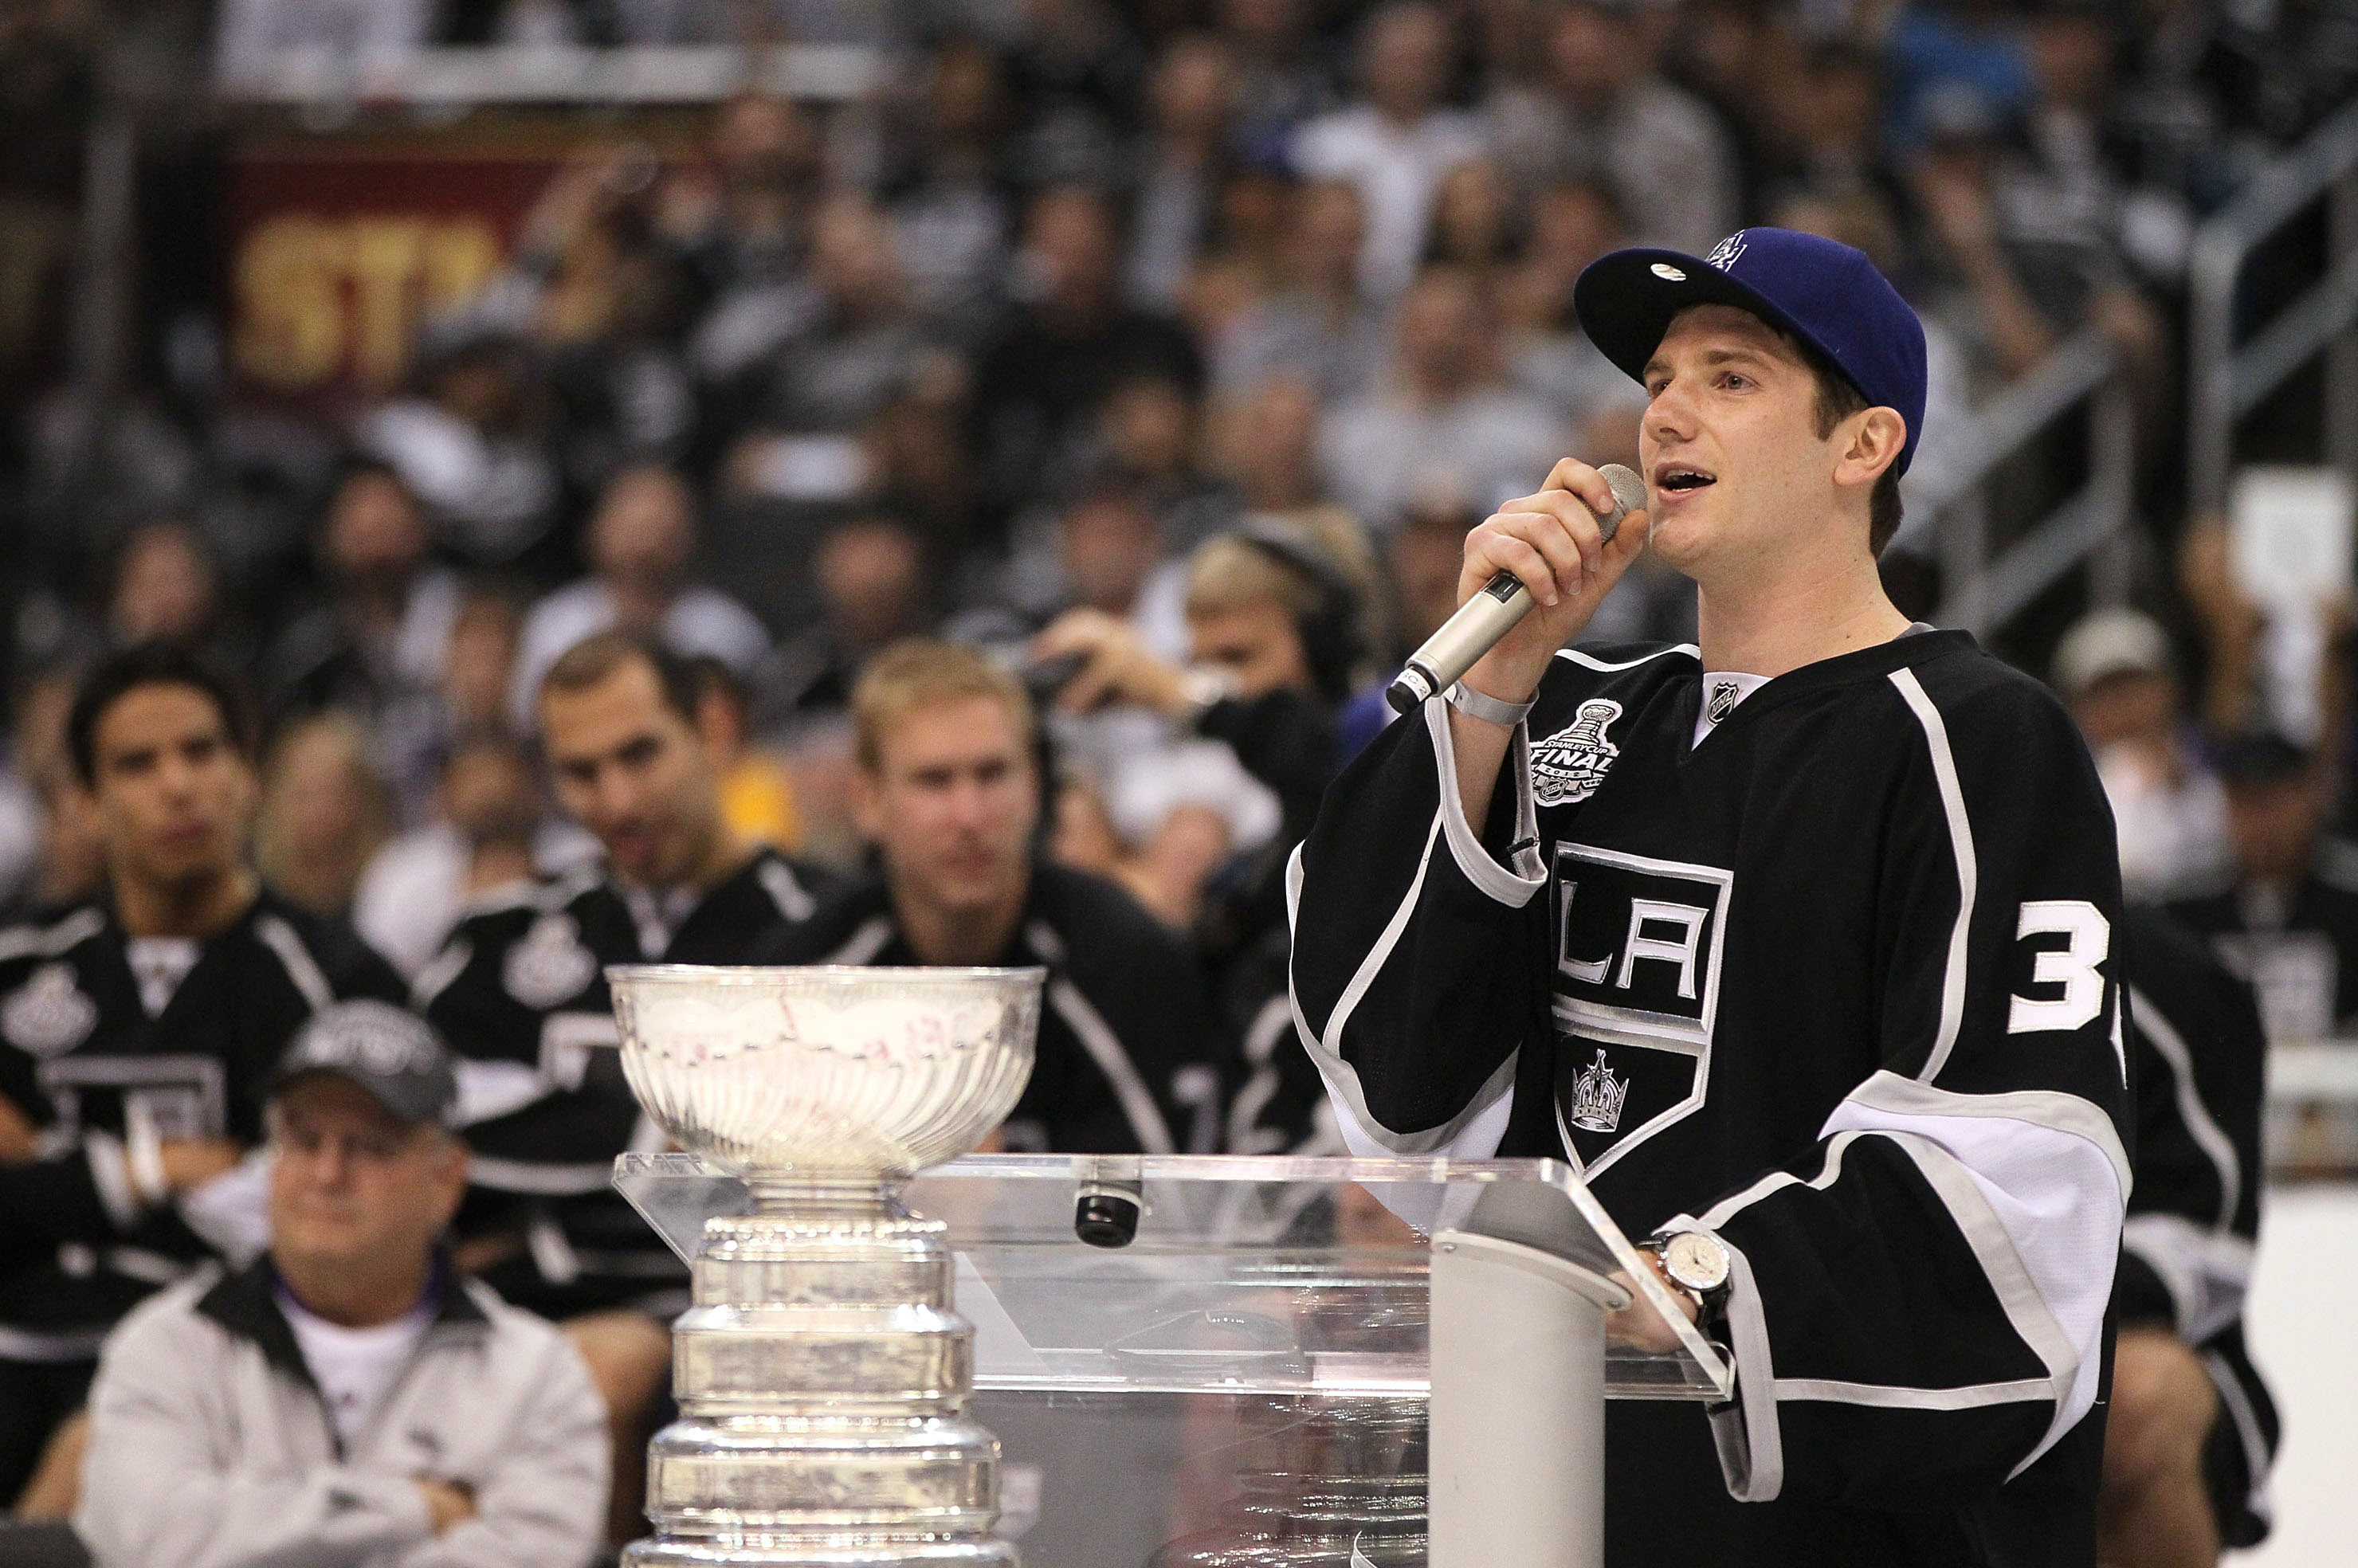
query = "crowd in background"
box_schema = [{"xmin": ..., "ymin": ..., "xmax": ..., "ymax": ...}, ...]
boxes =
[{"xmin": 0, "ymin": 0, "xmax": 2356, "ymax": 1558}]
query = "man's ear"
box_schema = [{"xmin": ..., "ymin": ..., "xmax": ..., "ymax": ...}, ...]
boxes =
[
  {"xmin": 1834, "ymin": 406, "xmax": 1906, "ymax": 492},
  {"xmin": 692, "ymin": 688, "xmax": 743, "ymax": 766}
]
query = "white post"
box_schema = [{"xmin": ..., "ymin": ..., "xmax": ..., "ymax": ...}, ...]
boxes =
[{"xmin": 1427, "ymin": 1229, "xmax": 1629, "ymax": 1568}]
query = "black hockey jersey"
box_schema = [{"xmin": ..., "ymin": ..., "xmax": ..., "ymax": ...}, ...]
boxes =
[
  {"xmin": 755, "ymin": 864, "xmax": 1232, "ymax": 1155},
  {"xmin": 0, "ymin": 894, "xmax": 405, "ymax": 1351},
  {"xmin": 1290, "ymin": 632, "xmax": 2131, "ymax": 1566},
  {"xmin": 2164, "ymin": 837, "xmax": 2358, "ymax": 1041},
  {"xmin": 2117, "ymin": 905, "xmax": 2278, "ymax": 1545},
  {"xmin": 420, "ymin": 846, "xmax": 830, "ymax": 1316}
]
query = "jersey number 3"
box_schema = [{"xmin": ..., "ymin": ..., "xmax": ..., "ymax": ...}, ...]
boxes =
[{"xmin": 2008, "ymin": 900, "xmax": 2110, "ymax": 1033}]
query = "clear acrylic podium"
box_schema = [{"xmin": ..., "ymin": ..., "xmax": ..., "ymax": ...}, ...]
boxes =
[{"xmin": 616, "ymin": 1152, "xmax": 1732, "ymax": 1568}]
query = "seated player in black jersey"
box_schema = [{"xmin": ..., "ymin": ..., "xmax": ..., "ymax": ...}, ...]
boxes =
[
  {"xmin": 2165, "ymin": 729, "xmax": 2358, "ymax": 1043},
  {"xmin": 1291, "ymin": 229, "xmax": 2128, "ymax": 1565},
  {"xmin": 0, "ymin": 644, "xmax": 406, "ymax": 1515},
  {"xmin": 754, "ymin": 639, "xmax": 1230, "ymax": 1154},
  {"xmin": 2103, "ymin": 907, "xmax": 2279, "ymax": 1568},
  {"xmin": 417, "ymin": 627, "xmax": 833, "ymax": 1542}
]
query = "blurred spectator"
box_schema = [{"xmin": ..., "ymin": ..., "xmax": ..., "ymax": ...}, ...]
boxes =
[
  {"xmin": 1906, "ymin": 84, "xmax": 2073, "ymax": 382},
  {"xmin": 1126, "ymin": 33, "xmax": 1238, "ymax": 312},
  {"xmin": 358, "ymin": 328, "xmax": 561, "ymax": 578},
  {"xmin": 885, "ymin": 38, "xmax": 1018, "ymax": 348},
  {"xmin": 104, "ymin": 520, "xmax": 222, "ymax": 653},
  {"xmin": 1100, "ymin": 372, "xmax": 1242, "ymax": 550},
  {"xmin": 1222, "ymin": 0, "xmax": 1340, "ymax": 161},
  {"xmin": 353, "ymin": 727, "xmax": 575, "ymax": 979},
  {"xmin": 1385, "ymin": 492, "xmax": 1477, "ymax": 658},
  {"xmin": 2166, "ymin": 732, "xmax": 2358, "ymax": 1045},
  {"xmin": 757, "ymin": 639, "xmax": 1230, "ymax": 1154},
  {"xmin": 998, "ymin": 0, "xmax": 1148, "ymax": 190},
  {"xmin": 2054, "ymin": 607, "xmax": 2229, "ymax": 901},
  {"xmin": 1424, "ymin": 156, "xmax": 1519, "ymax": 276},
  {"xmin": 74, "ymin": 1002, "xmax": 606, "ymax": 1567},
  {"xmin": 0, "ymin": 645, "xmax": 404, "ymax": 1511},
  {"xmin": 726, "ymin": 194, "xmax": 940, "ymax": 504},
  {"xmin": 1497, "ymin": 178, "xmax": 1634, "ymax": 424},
  {"xmin": 972, "ymin": 185, "xmax": 1203, "ymax": 527},
  {"xmin": 253, "ymin": 713, "xmax": 395, "ymax": 922},
  {"xmin": 675, "ymin": 95, "xmax": 824, "ymax": 390},
  {"xmin": 213, "ymin": 0, "xmax": 433, "ymax": 91},
  {"xmin": 509, "ymin": 465, "xmax": 770, "ymax": 728},
  {"xmin": 757, "ymin": 510, "xmax": 936, "ymax": 723},
  {"xmin": 1292, "ymin": 2, "xmax": 1484, "ymax": 301},
  {"xmin": 1484, "ymin": 0, "xmax": 1739, "ymax": 255},
  {"xmin": 0, "ymin": 666, "xmax": 88, "ymax": 913},
  {"xmin": 1214, "ymin": 179, "xmax": 1389, "ymax": 404},
  {"xmin": 1319, "ymin": 265, "xmax": 1567, "ymax": 532},
  {"xmin": 262, "ymin": 461, "xmax": 460, "ymax": 757}
]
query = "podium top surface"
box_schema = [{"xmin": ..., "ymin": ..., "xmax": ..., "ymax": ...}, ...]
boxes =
[{"xmin": 615, "ymin": 1151, "xmax": 1735, "ymax": 1403}]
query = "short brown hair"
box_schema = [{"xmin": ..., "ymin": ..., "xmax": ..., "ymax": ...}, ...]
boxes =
[
  {"xmin": 1783, "ymin": 330, "xmax": 1905, "ymax": 556},
  {"xmin": 539, "ymin": 629, "xmax": 702, "ymax": 723},
  {"xmin": 850, "ymin": 639, "xmax": 1035, "ymax": 772}
]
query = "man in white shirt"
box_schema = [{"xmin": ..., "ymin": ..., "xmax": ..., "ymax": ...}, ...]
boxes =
[
  {"xmin": 75, "ymin": 1001, "xmax": 606, "ymax": 1567},
  {"xmin": 1291, "ymin": 2, "xmax": 1485, "ymax": 301}
]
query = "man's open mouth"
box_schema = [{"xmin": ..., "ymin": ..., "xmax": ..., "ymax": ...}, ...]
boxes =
[{"xmin": 1655, "ymin": 465, "xmax": 1717, "ymax": 493}]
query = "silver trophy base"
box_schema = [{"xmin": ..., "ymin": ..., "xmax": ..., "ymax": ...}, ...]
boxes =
[{"xmin": 630, "ymin": 1194, "xmax": 1015, "ymax": 1568}]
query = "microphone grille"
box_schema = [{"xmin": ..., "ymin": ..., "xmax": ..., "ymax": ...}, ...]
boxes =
[{"xmin": 1598, "ymin": 464, "xmax": 1647, "ymax": 539}]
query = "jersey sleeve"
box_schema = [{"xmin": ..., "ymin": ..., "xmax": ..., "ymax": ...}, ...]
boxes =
[
  {"xmin": 1672, "ymin": 666, "xmax": 2132, "ymax": 1508},
  {"xmin": 2116, "ymin": 906, "xmax": 2265, "ymax": 1341},
  {"xmin": 1287, "ymin": 693, "xmax": 1550, "ymax": 1157}
]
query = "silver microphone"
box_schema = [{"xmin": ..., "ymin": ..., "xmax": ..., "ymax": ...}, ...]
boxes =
[{"xmin": 1386, "ymin": 463, "xmax": 1649, "ymax": 714}]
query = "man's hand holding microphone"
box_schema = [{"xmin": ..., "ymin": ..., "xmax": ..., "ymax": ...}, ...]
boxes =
[{"xmin": 1410, "ymin": 459, "xmax": 1649, "ymax": 829}]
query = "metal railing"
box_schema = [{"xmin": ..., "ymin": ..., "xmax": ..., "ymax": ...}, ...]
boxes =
[
  {"xmin": 1911, "ymin": 328, "xmax": 2136, "ymax": 637},
  {"xmin": 2189, "ymin": 99, "xmax": 2358, "ymax": 515},
  {"xmin": 212, "ymin": 43, "xmax": 883, "ymax": 107}
]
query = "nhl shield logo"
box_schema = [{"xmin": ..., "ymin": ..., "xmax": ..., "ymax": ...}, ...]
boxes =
[
  {"xmin": 1704, "ymin": 231, "xmax": 1748, "ymax": 272},
  {"xmin": 2, "ymin": 962, "xmax": 97, "ymax": 1058},
  {"xmin": 1706, "ymin": 679, "xmax": 1744, "ymax": 726},
  {"xmin": 1530, "ymin": 699, "xmax": 1625, "ymax": 806},
  {"xmin": 504, "ymin": 914, "xmax": 598, "ymax": 1009}
]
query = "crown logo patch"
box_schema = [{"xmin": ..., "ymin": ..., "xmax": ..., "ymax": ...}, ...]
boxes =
[
  {"xmin": 504, "ymin": 913, "xmax": 598, "ymax": 1010},
  {"xmin": 1530, "ymin": 699, "xmax": 1625, "ymax": 806},
  {"xmin": 1567, "ymin": 1049, "xmax": 1629, "ymax": 1133},
  {"xmin": 1704, "ymin": 231, "xmax": 1748, "ymax": 272},
  {"xmin": 2, "ymin": 962, "xmax": 96, "ymax": 1058}
]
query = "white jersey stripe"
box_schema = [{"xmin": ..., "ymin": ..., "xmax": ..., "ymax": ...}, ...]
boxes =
[
  {"xmin": 254, "ymin": 915, "xmax": 334, "ymax": 1013},
  {"xmin": 0, "ymin": 907, "xmax": 104, "ymax": 962},
  {"xmin": 2127, "ymin": 984, "xmax": 2242, "ymax": 1228},
  {"xmin": 1888, "ymin": 668, "xmax": 1977, "ymax": 1083},
  {"xmin": 820, "ymin": 916, "xmax": 895, "ymax": 966},
  {"xmin": 1046, "ymin": 973, "xmax": 1175, "ymax": 1154},
  {"xmin": 1772, "ymin": 1377, "xmax": 2051, "ymax": 1410},
  {"xmin": 1556, "ymin": 643, "xmax": 1701, "ymax": 672},
  {"xmin": 1289, "ymin": 829, "xmax": 1520, "ymax": 1155}
]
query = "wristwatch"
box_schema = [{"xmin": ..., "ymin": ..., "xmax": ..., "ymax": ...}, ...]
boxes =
[{"xmin": 1643, "ymin": 1229, "xmax": 1732, "ymax": 1328}]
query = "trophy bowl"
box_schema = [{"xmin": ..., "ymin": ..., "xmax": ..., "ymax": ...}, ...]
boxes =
[{"xmin": 608, "ymin": 964, "xmax": 1043, "ymax": 1186}]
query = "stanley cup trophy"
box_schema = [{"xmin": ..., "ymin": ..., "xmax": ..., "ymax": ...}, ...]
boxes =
[{"xmin": 608, "ymin": 963, "xmax": 1045, "ymax": 1566}]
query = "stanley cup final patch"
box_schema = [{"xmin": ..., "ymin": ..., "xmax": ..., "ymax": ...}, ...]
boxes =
[
  {"xmin": 2, "ymin": 962, "xmax": 98, "ymax": 1057},
  {"xmin": 1530, "ymin": 699, "xmax": 1625, "ymax": 807}
]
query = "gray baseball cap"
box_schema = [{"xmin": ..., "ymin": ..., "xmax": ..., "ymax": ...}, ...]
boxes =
[{"xmin": 269, "ymin": 1000, "xmax": 460, "ymax": 1127}]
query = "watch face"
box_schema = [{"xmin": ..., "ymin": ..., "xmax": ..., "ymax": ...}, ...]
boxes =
[{"xmin": 1663, "ymin": 1231, "xmax": 1731, "ymax": 1294}]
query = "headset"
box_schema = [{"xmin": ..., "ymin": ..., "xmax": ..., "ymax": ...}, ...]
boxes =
[{"xmin": 1222, "ymin": 519, "xmax": 1367, "ymax": 707}]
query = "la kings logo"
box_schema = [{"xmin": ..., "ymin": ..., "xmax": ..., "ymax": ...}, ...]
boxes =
[
  {"xmin": 504, "ymin": 914, "xmax": 598, "ymax": 1009},
  {"xmin": 1550, "ymin": 843, "xmax": 1732, "ymax": 1175},
  {"xmin": 2, "ymin": 963, "xmax": 97, "ymax": 1057},
  {"xmin": 1530, "ymin": 700, "xmax": 1625, "ymax": 807},
  {"xmin": 1705, "ymin": 231, "xmax": 1748, "ymax": 271}
]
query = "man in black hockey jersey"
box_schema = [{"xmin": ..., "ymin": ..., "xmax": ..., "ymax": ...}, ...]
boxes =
[
  {"xmin": 0, "ymin": 644, "xmax": 406, "ymax": 1507},
  {"xmin": 1290, "ymin": 228, "xmax": 2130, "ymax": 1565},
  {"xmin": 755, "ymin": 639, "xmax": 1229, "ymax": 1154},
  {"xmin": 2104, "ymin": 907, "xmax": 2278, "ymax": 1568},
  {"xmin": 418, "ymin": 627, "xmax": 832, "ymax": 1538}
]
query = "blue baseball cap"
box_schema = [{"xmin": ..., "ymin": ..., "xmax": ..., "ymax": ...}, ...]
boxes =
[{"xmin": 1573, "ymin": 228, "xmax": 1928, "ymax": 476}]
